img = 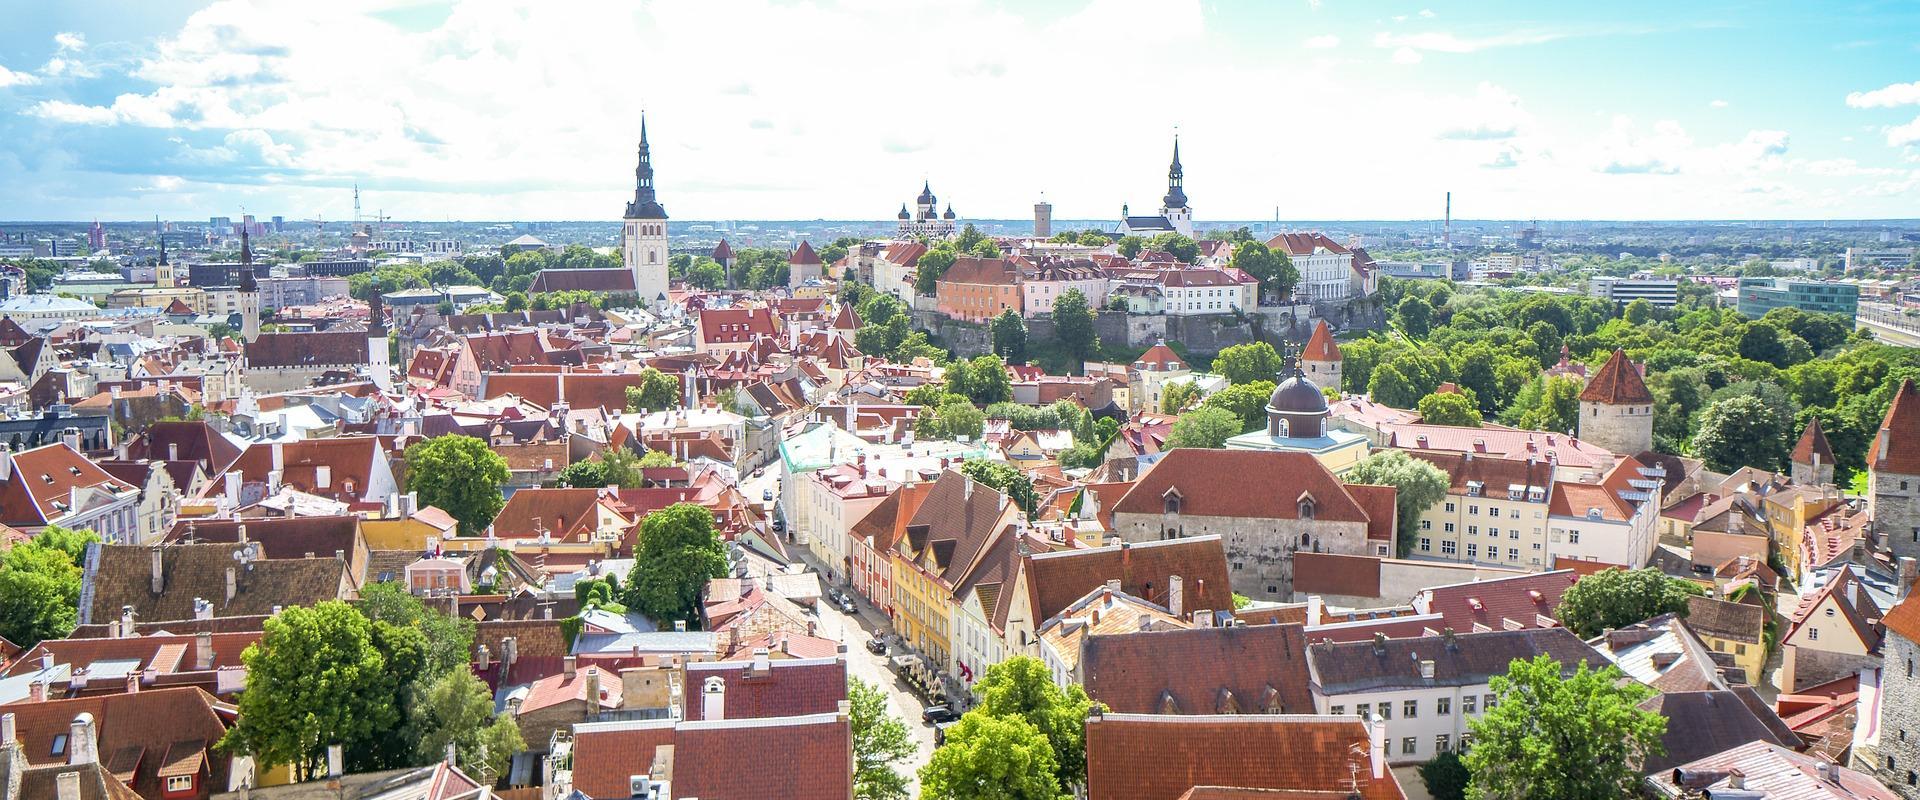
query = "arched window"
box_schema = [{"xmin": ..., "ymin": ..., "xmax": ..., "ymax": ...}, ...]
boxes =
[
  {"xmin": 1164, "ymin": 496, "xmax": 1181, "ymax": 515},
  {"xmin": 1299, "ymin": 499, "xmax": 1316, "ymax": 520}
]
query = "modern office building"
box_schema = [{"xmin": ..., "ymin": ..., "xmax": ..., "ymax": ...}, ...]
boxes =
[
  {"xmin": 1735, "ymin": 277, "xmax": 1859, "ymax": 317},
  {"xmin": 1590, "ymin": 275, "xmax": 1680, "ymax": 308}
]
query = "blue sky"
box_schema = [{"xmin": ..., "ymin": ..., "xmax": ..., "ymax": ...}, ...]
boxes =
[{"xmin": 0, "ymin": 0, "xmax": 1916, "ymax": 222}]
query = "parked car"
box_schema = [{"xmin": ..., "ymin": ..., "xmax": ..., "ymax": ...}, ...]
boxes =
[
  {"xmin": 934, "ymin": 720, "xmax": 958, "ymax": 746},
  {"xmin": 839, "ymin": 598, "xmax": 857, "ymax": 614},
  {"xmin": 922, "ymin": 705, "xmax": 959, "ymax": 724},
  {"xmin": 865, "ymin": 638, "xmax": 887, "ymax": 656},
  {"xmin": 763, "ymin": 489, "xmax": 774, "ymax": 501}
]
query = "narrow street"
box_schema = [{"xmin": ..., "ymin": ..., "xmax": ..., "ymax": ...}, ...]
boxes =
[{"xmin": 740, "ymin": 464, "xmax": 937, "ymax": 791}]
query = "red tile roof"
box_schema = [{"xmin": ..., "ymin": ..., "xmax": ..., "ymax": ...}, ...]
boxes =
[
  {"xmin": 1301, "ymin": 321, "xmax": 1340, "ymax": 362},
  {"xmin": 5, "ymin": 687, "xmax": 231, "ymax": 799},
  {"xmin": 1081, "ymin": 623, "xmax": 1314, "ymax": 715},
  {"xmin": 490, "ymin": 487, "xmax": 623, "ymax": 541},
  {"xmin": 711, "ymin": 239, "xmax": 732, "ymax": 260},
  {"xmin": 680, "ymin": 656, "xmax": 847, "ymax": 722},
  {"xmin": 1579, "ymin": 348, "xmax": 1653, "ymax": 405},
  {"xmin": 788, "ymin": 240, "xmax": 821, "ymax": 265},
  {"xmin": 518, "ymin": 665, "xmax": 622, "ymax": 714},
  {"xmin": 1113, "ymin": 449, "xmax": 1371, "ymax": 524},
  {"xmin": 1413, "ymin": 570, "xmax": 1575, "ymax": 632},
  {"xmin": 1792, "ymin": 417, "xmax": 1837, "ymax": 466},
  {"xmin": 1345, "ymin": 484, "xmax": 1398, "ymax": 542},
  {"xmin": 0, "ymin": 442, "xmax": 136, "ymax": 527},
  {"xmin": 1024, "ymin": 536, "xmax": 1233, "ymax": 624},
  {"xmin": 1870, "ymin": 379, "xmax": 1920, "ymax": 475},
  {"xmin": 225, "ymin": 436, "xmax": 384, "ymax": 504},
  {"xmin": 1263, "ymin": 232, "xmax": 1351, "ymax": 258},
  {"xmin": 1291, "ymin": 552, "xmax": 1381, "ymax": 598},
  {"xmin": 1085, "ymin": 713, "xmax": 1405, "ymax": 800},
  {"xmin": 1133, "ymin": 344, "xmax": 1184, "ymax": 371},
  {"xmin": 697, "ymin": 307, "xmax": 778, "ymax": 346},
  {"xmin": 1881, "ymin": 584, "xmax": 1920, "ymax": 649},
  {"xmin": 481, "ymin": 371, "xmax": 653, "ymax": 412}
]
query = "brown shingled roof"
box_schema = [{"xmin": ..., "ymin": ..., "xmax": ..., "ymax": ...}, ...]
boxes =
[
  {"xmin": 1024, "ymin": 536, "xmax": 1233, "ymax": 624},
  {"xmin": 1301, "ymin": 320, "xmax": 1341, "ymax": 362},
  {"xmin": 1870, "ymin": 379, "xmax": 1920, "ymax": 475},
  {"xmin": 1685, "ymin": 595, "xmax": 1764, "ymax": 644},
  {"xmin": 243, "ymin": 329, "xmax": 369, "ymax": 369},
  {"xmin": 1085, "ymin": 713, "xmax": 1406, "ymax": 800},
  {"xmin": 1112, "ymin": 449, "xmax": 1370, "ymax": 524},
  {"xmin": 84, "ymin": 543, "xmax": 351, "ymax": 624},
  {"xmin": 1081, "ymin": 623, "xmax": 1313, "ymax": 715},
  {"xmin": 1578, "ymin": 348, "xmax": 1653, "ymax": 405},
  {"xmin": 1792, "ymin": 417, "xmax": 1836, "ymax": 466}
]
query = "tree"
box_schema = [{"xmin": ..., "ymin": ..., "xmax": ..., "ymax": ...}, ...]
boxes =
[
  {"xmin": 404, "ymin": 435, "xmax": 510, "ymax": 536},
  {"xmin": 915, "ymin": 245, "xmax": 958, "ymax": 296},
  {"xmin": 919, "ymin": 397, "xmax": 987, "ymax": 441},
  {"xmin": 1230, "ymin": 241, "xmax": 1296, "ymax": 302},
  {"xmin": 1200, "ymin": 381, "xmax": 1274, "ymax": 431},
  {"xmin": 972, "ymin": 656, "xmax": 1095, "ymax": 790},
  {"xmin": 960, "ymin": 459, "xmax": 1036, "ymax": 516},
  {"xmin": 1345, "ymin": 450, "xmax": 1450, "ymax": 557},
  {"xmin": 0, "ymin": 527, "xmax": 96, "ymax": 647},
  {"xmin": 1116, "ymin": 235, "xmax": 1145, "ymax": 259},
  {"xmin": 1417, "ymin": 391, "xmax": 1483, "ymax": 427},
  {"xmin": 556, "ymin": 447, "xmax": 648, "ymax": 489},
  {"xmin": 1509, "ymin": 375, "xmax": 1584, "ymax": 434},
  {"xmin": 624, "ymin": 367, "xmax": 682, "ymax": 413},
  {"xmin": 1160, "ymin": 380, "xmax": 1200, "ymax": 413},
  {"xmin": 622, "ymin": 503, "xmax": 729, "ymax": 626},
  {"xmin": 1464, "ymin": 655, "xmax": 1665, "ymax": 800},
  {"xmin": 1553, "ymin": 567, "xmax": 1706, "ymax": 638},
  {"xmin": 221, "ymin": 602, "xmax": 409, "ymax": 780},
  {"xmin": 1147, "ymin": 233, "xmax": 1199, "ymax": 263},
  {"xmin": 1420, "ymin": 751, "xmax": 1470, "ymax": 800},
  {"xmin": 850, "ymin": 678, "xmax": 915, "ymax": 800},
  {"xmin": 918, "ymin": 713, "xmax": 1066, "ymax": 800},
  {"xmin": 1213, "ymin": 341, "xmax": 1282, "ymax": 385},
  {"xmin": 1396, "ymin": 295, "xmax": 1435, "ymax": 339},
  {"xmin": 1165, "ymin": 407, "xmax": 1241, "ymax": 449},
  {"xmin": 964, "ymin": 354, "xmax": 1013, "ymax": 405},
  {"xmin": 411, "ymin": 668, "xmax": 525, "ymax": 784},
  {"xmin": 1051, "ymin": 289, "xmax": 1099, "ymax": 372},
  {"xmin": 1623, "ymin": 298, "xmax": 1655, "ymax": 327},
  {"xmin": 355, "ymin": 582, "xmax": 476, "ymax": 679},
  {"xmin": 1692, "ymin": 394, "xmax": 1793, "ymax": 473},
  {"xmin": 991, "ymin": 309, "xmax": 1028, "ymax": 364}
]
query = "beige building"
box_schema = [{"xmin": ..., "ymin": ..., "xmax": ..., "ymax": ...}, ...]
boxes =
[{"xmin": 1399, "ymin": 451, "xmax": 1555, "ymax": 570}]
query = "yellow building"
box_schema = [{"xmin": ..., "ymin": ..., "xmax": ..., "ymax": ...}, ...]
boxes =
[
  {"xmin": 889, "ymin": 470, "xmax": 1022, "ymax": 689},
  {"xmin": 107, "ymin": 286, "xmax": 206, "ymax": 313},
  {"xmin": 1685, "ymin": 594, "xmax": 1768, "ymax": 687}
]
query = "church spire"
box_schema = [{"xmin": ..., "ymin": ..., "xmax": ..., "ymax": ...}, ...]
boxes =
[
  {"xmin": 237, "ymin": 227, "xmax": 257, "ymax": 292},
  {"xmin": 1162, "ymin": 135, "xmax": 1187, "ymax": 210},
  {"xmin": 624, "ymin": 114, "xmax": 667, "ymax": 220},
  {"xmin": 155, "ymin": 216, "xmax": 166, "ymax": 266}
]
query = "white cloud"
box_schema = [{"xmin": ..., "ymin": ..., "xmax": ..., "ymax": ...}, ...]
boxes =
[
  {"xmin": 1847, "ymin": 80, "xmax": 1920, "ymax": 108},
  {"xmin": 0, "ymin": 64, "xmax": 40, "ymax": 88},
  {"xmin": 1304, "ymin": 34, "xmax": 1340, "ymax": 49},
  {"xmin": 1373, "ymin": 29, "xmax": 1566, "ymax": 56},
  {"xmin": 1434, "ymin": 83, "xmax": 1531, "ymax": 141},
  {"xmin": 1709, "ymin": 99, "xmax": 1728, "ymax": 108},
  {"xmin": 1418, "ymin": 9, "xmax": 1436, "ymax": 18},
  {"xmin": 1889, "ymin": 115, "xmax": 1920, "ymax": 147},
  {"xmin": 28, "ymin": 99, "xmax": 117, "ymax": 124},
  {"xmin": 53, "ymin": 32, "xmax": 86, "ymax": 51},
  {"xmin": 1391, "ymin": 46, "xmax": 1422, "ymax": 64}
]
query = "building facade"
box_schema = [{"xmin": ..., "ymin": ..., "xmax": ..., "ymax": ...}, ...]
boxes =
[{"xmin": 621, "ymin": 117, "xmax": 671, "ymax": 308}]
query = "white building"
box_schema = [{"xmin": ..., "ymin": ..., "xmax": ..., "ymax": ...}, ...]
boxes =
[
  {"xmin": 621, "ymin": 116, "xmax": 671, "ymax": 308},
  {"xmin": 1267, "ymin": 232, "xmax": 1358, "ymax": 303},
  {"xmin": 1117, "ymin": 138, "xmax": 1193, "ymax": 238},
  {"xmin": 895, "ymin": 182, "xmax": 959, "ymax": 238},
  {"xmin": 1545, "ymin": 455, "xmax": 1664, "ymax": 568}
]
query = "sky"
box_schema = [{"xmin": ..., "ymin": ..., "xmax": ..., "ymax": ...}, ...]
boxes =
[{"xmin": 1, "ymin": 0, "xmax": 1918, "ymax": 223}]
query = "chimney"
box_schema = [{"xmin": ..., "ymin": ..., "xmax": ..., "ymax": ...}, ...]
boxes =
[
  {"xmin": 196, "ymin": 632, "xmax": 214, "ymax": 670},
  {"xmin": 225, "ymin": 567, "xmax": 237, "ymax": 603},
  {"xmin": 476, "ymin": 645, "xmax": 491, "ymax": 671},
  {"xmin": 1307, "ymin": 595, "xmax": 1324, "ymax": 625},
  {"xmin": 224, "ymin": 470, "xmax": 242, "ymax": 508},
  {"xmin": 1368, "ymin": 713, "xmax": 1386, "ymax": 780},
  {"xmin": 118, "ymin": 606, "xmax": 133, "ymax": 638},
  {"xmin": 150, "ymin": 547, "xmax": 165, "ymax": 594},
  {"xmin": 168, "ymin": 442, "xmax": 180, "ymax": 462},
  {"xmin": 1849, "ymin": 577, "xmax": 1861, "ymax": 609},
  {"xmin": 1822, "ymin": 759, "xmax": 1841, "ymax": 783},
  {"xmin": 236, "ymin": 523, "xmax": 247, "ymax": 544},
  {"xmin": 1729, "ymin": 768, "xmax": 1746, "ymax": 789},
  {"xmin": 1902, "ymin": 558, "xmax": 1917, "ymax": 600},
  {"xmin": 1138, "ymin": 613, "xmax": 1152, "ymax": 631},
  {"xmin": 28, "ymin": 681, "xmax": 45, "ymax": 703},
  {"xmin": 194, "ymin": 597, "xmax": 212, "ymax": 620},
  {"xmin": 752, "ymin": 647, "xmax": 772, "ymax": 676},
  {"xmin": 126, "ymin": 670, "xmax": 140, "ymax": 694},
  {"xmin": 702, "ymin": 676, "xmax": 726, "ymax": 721},
  {"xmin": 564, "ymin": 655, "xmax": 577, "ymax": 680},
  {"xmin": 1372, "ymin": 632, "xmax": 1387, "ymax": 655},
  {"xmin": 62, "ymin": 427, "xmax": 80, "ymax": 452},
  {"xmin": 583, "ymin": 669, "xmax": 602, "ymax": 717},
  {"xmin": 68, "ymin": 713, "xmax": 97, "ymax": 765},
  {"xmin": 1, "ymin": 712, "xmax": 13, "ymax": 747},
  {"xmin": 55, "ymin": 772, "xmax": 81, "ymax": 800},
  {"xmin": 1168, "ymin": 575, "xmax": 1184, "ymax": 618}
]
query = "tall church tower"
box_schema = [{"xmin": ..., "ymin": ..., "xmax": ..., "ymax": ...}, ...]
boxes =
[
  {"xmin": 622, "ymin": 116, "xmax": 670, "ymax": 309},
  {"xmin": 154, "ymin": 217, "xmax": 173, "ymax": 288},
  {"xmin": 1160, "ymin": 136, "xmax": 1193, "ymax": 237},
  {"xmin": 366, "ymin": 291, "xmax": 392, "ymax": 393},
  {"xmin": 237, "ymin": 228, "xmax": 261, "ymax": 342}
]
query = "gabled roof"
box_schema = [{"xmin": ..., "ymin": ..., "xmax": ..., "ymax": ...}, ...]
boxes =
[
  {"xmin": 1084, "ymin": 713, "xmax": 1406, "ymax": 800},
  {"xmin": 0, "ymin": 442, "xmax": 136, "ymax": 527},
  {"xmin": 225, "ymin": 436, "xmax": 384, "ymax": 503},
  {"xmin": 1645, "ymin": 739, "xmax": 1899, "ymax": 799},
  {"xmin": 681, "ymin": 656, "xmax": 847, "ymax": 721},
  {"xmin": 526, "ymin": 267, "xmax": 636, "ymax": 294},
  {"xmin": 129, "ymin": 421, "xmax": 242, "ymax": 474},
  {"xmin": 830, "ymin": 302, "xmax": 860, "ymax": 331},
  {"xmin": 83, "ymin": 543, "xmax": 351, "ymax": 623},
  {"xmin": 1638, "ymin": 688, "xmax": 1802, "ymax": 773},
  {"xmin": 1307, "ymin": 627, "xmax": 1604, "ymax": 694},
  {"xmin": 1869, "ymin": 379, "xmax": 1920, "ymax": 475},
  {"xmin": 697, "ymin": 307, "xmax": 778, "ymax": 345},
  {"xmin": 1793, "ymin": 417, "xmax": 1837, "ymax": 466},
  {"xmin": 243, "ymin": 329, "xmax": 369, "ymax": 369},
  {"xmin": 788, "ymin": 240, "xmax": 821, "ymax": 265},
  {"xmin": 1301, "ymin": 320, "xmax": 1340, "ymax": 362},
  {"xmin": 848, "ymin": 482, "xmax": 933, "ymax": 555},
  {"xmin": 937, "ymin": 256, "xmax": 1019, "ymax": 287},
  {"xmin": 1263, "ymin": 232, "xmax": 1351, "ymax": 257},
  {"xmin": 5, "ymin": 687, "xmax": 231, "ymax": 799},
  {"xmin": 1412, "ymin": 570, "xmax": 1575, "ymax": 633},
  {"xmin": 898, "ymin": 471, "xmax": 1022, "ymax": 590},
  {"xmin": 1686, "ymin": 595, "xmax": 1765, "ymax": 644},
  {"xmin": 1112, "ymin": 449, "xmax": 1370, "ymax": 524},
  {"xmin": 1578, "ymin": 348, "xmax": 1653, "ymax": 405},
  {"xmin": 1025, "ymin": 536, "xmax": 1232, "ymax": 624},
  {"xmin": 1081, "ymin": 623, "xmax": 1313, "ymax": 715}
]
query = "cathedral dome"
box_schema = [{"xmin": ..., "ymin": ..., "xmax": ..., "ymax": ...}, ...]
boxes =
[
  {"xmin": 943, "ymin": 205, "xmax": 956, "ymax": 220},
  {"xmin": 898, "ymin": 204, "xmax": 911, "ymax": 220},
  {"xmin": 1267, "ymin": 372, "xmax": 1328, "ymax": 415},
  {"xmin": 917, "ymin": 182, "xmax": 936, "ymax": 205}
]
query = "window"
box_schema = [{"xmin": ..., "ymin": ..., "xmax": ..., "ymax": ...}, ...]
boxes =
[
  {"xmin": 1420, "ymin": 538, "xmax": 1432, "ymax": 552},
  {"xmin": 1484, "ymin": 694, "xmax": 1497, "ymax": 710},
  {"xmin": 50, "ymin": 734, "xmax": 66, "ymax": 757},
  {"xmin": 1330, "ymin": 705, "xmax": 1345, "ymax": 715},
  {"xmin": 1467, "ymin": 525, "xmax": 1479, "ymax": 536},
  {"xmin": 1437, "ymin": 697, "xmax": 1451, "ymax": 715},
  {"xmin": 1441, "ymin": 541, "xmax": 1457, "ymax": 555},
  {"xmin": 1509, "ymin": 528, "xmax": 1520, "ymax": 539},
  {"xmin": 1402, "ymin": 737, "xmax": 1417, "ymax": 755},
  {"xmin": 1299, "ymin": 499, "xmax": 1316, "ymax": 520},
  {"xmin": 1469, "ymin": 505, "xmax": 1480, "ymax": 516},
  {"xmin": 1488, "ymin": 527, "xmax": 1499, "ymax": 538},
  {"xmin": 1445, "ymin": 502, "xmax": 1455, "ymax": 512},
  {"xmin": 1403, "ymin": 700, "xmax": 1418, "ymax": 718},
  {"xmin": 1462, "ymin": 695, "xmax": 1477, "ymax": 714},
  {"xmin": 1444, "ymin": 522, "xmax": 1456, "ymax": 533},
  {"xmin": 1421, "ymin": 519, "xmax": 1432, "ymax": 530},
  {"xmin": 167, "ymin": 776, "xmax": 194, "ymax": 793},
  {"xmin": 1568, "ymin": 531, "xmax": 1580, "ymax": 545},
  {"xmin": 1437, "ymin": 734, "xmax": 1451, "ymax": 752},
  {"xmin": 1508, "ymin": 548, "xmax": 1519, "ymax": 561},
  {"xmin": 1356, "ymin": 703, "xmax": 1371, "ymax": 717},
  {"xmin": 1826, "ymin": 607, "xmax": 1837, "ymax": 617},
  {"xmin": 1466, "ymin": 543, "xmax": 1478, "ymax": 558},
  {"xmin": 1809, "ymin": 628, "xmax": 1820, "ymax": 641},
  {"xmin": 1378, "ymin": 703, "xmax": 1392, "ymax": 720}
]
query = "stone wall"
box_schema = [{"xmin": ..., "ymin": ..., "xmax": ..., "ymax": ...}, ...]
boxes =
[
  {"xmin": 1854, "ymin": 630, "xmax": 1920, "ymax": 796},
  {"xmin": 908, "ymin": 309, "xmax": 991, "ymax": 358},
  {"xmin": 1785, "ymin": 644, "xmax": 1881, "ymax": 693},
  {"xmin": 1873, "ymin": 468, "xmax": 1920, "ymax": 565},
  {"xmin": 920, "ymin": 298, "xmax": 1383, "ymax": 363},
  {"xmin": 1576, "ymin": 400, "xmax": 1654, "ymax": 456},
  {"xmin": 1110, "ymin": 511, "xmax": 1370, "ymax": 601}
]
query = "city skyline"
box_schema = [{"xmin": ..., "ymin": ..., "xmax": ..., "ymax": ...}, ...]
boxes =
[{"xmin": 1, "ymin": 1, "xmax": 1918, "ymax": 222}]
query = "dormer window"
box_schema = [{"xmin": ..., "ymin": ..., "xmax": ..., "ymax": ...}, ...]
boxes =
[
  {"xmin": 1299, "ymin": 499, "xmax": 1315, "ymax": 520},
  {"xmin": 1586, "ymin": 508, "xmax": 1603, "ymax": 520},
  {"xmin": 1164, "ymin": 496, "xmax": 1181, "ymax": 515}
]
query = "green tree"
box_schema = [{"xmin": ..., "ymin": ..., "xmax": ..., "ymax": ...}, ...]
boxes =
[
  {"xmin": 1147, "ymin": 233, "xmax": 1199, "ymax": 263},
  {"xmin": 1417, "ymin": 391, "xmax": 1482, "ymax": 427},
  {"xmin": 972, "ymin": 656, "xmax": 1096, "ymax": 790},
  {"xmin": 1200, "ymin": 381, "xmax": 1274, "ymax": 431},
  {"xmin": 1230, "ymin": 241, "xmax": 1296, "ymax": 301},
  {"xmin": 1165, "ymin": 407, "xmax": 1241, "ymax": 449},
  {"xmin": 622, "ymin": 503, "xmax": 729, "ymax": 626},
  {"xmin": 965, "ymin": 354, "xmax": 1013, "ymax": 405},
  {"xmin": 960, "ymin": 459, "xmax": 1037, "ymax": 515},
  {"xmin": 0, "ymin": 527, "xmax": 97, "ymax": 647},
  {"xmin": 1464, "ymin": 655, "xmax": 1665, "ymax": 800},
  {"xmin": 1160, "ymin": 380, "xmax": 1200, "ymax": 413},
  {"xmin": 1553, "ymin": 567, "xmax": 1706, "ymax": 638},
  {"xmin": 1050, "ymin": 289, "xmax": 1099, "ymax": 372},
  {"xmin": 1623, "ymin": 298, "xmax": 1655, "ymax": 327},
  {"xmin": 1510, "ymin": 375, "xmax": 1584, "ymax": 434},
  {"xmin": 1420, "ymin": 751, "xmax": 1470, "ymax": 800},
  {"xmin": 1692, "ymin": 394, "xmax": 1794, "ymax": 473},
  {"xmin": 404, "ymin": 435, "xmax": 510, "ymax": 536},
  {"xmin": 919, "ymin": 713, "xmax": 1066, "ymax": 800},
  {"xmin": 850, "ymin": 678, "xmax": 915, "ymax": 800},
  {"xmin": 1116, "ymin": 235, "xmax": 1145, "ymax": 259},
  {"xmin": 919, "ymin": 397, "xmax": 987, "ymax": 441},
  {"xmin": 1367, "ymin": 362, "xmax": 1424, "ymax": 409},
  {"xmin": 991, "ymin": 309, "xmax": 1028, "ymax": 364},
  {"xmin": 221, "ymin": 602, "xmax": 408, "ymax": 780},
  {"xmin": 624, "ymin": 367, "xmax": 683, "ymax": 413},
  {"xmin": 915, "ymin": 245, "xmax": 958, "ymax": 296},
  {"xmin": 410, "ymin": 668, "xmax": 525, "ymax": 784},
  {"xmin": 1213, "ymin": 341, "xmax": 1282, "ymax": 385},
  {"xmin": 504, "ymin": 291, "xmax": 529, "ymax": 311},
  {"xmin": 354, "ymin": 582, "xmax": 476, "ymax": 679},
  {"xmin": 1345, "ymin": 449, "xmax": 1450, "ymax": 557},
  {"xmin": 1396, "ymin": 295, "xmax": 1435, "ymax": 339}
]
